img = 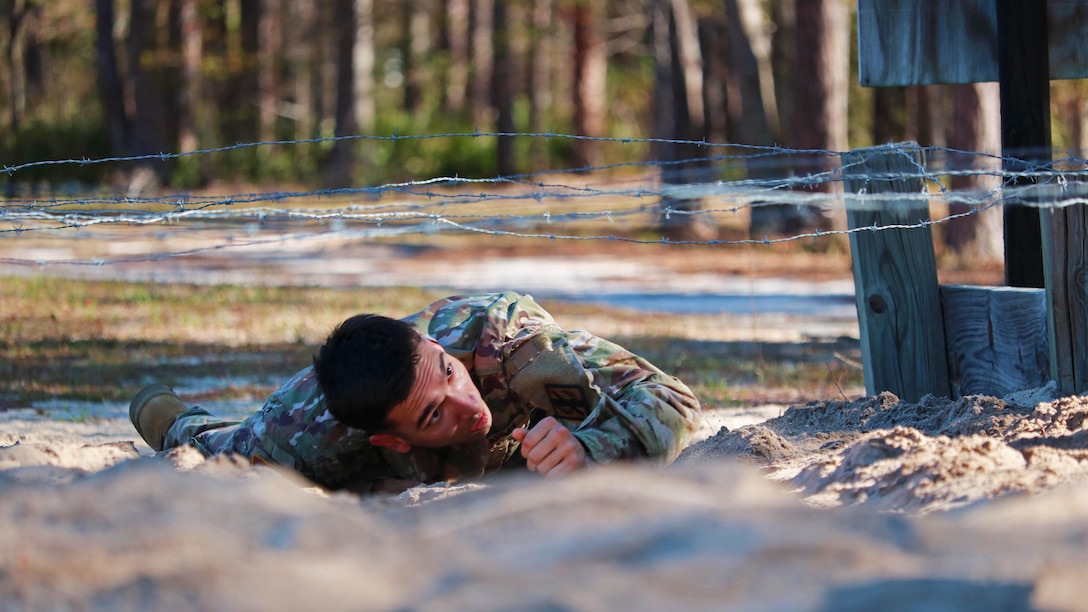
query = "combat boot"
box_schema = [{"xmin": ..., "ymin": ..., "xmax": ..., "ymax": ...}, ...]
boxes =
[{"xmin": 129, "ymin": 383, "xmax": 188, "ymax": 451}]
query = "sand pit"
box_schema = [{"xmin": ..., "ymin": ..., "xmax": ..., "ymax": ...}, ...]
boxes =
[
  {"xmin": 3, "ymin": 388, "xmax": 1088, "ymax": 610},
  {"xmin": 681, "ymin": 385, "xmax": 1088, "ymax": 515}
]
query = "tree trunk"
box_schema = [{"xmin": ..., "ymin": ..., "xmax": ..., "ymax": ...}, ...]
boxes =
[
  {"xmin": 792, "ymin": 0, "xmax": 848, "ymax": 153},
  {"xmin": 315, "ymin": 4, "xmax": 337, "ymax": 128},
  {"xmin": 911, "ymin": 84, "xmax": 943, "ymax": 147},
  {"xmin": 257, "ymin": 0, "xmax": 282, "ymax": 142},
  {"xmin": 722, "ymin": 0, "xmax": 776, "ymax": 144},
  {"xmin": 95, "ymin": 0, "xmax": 131, "ymax": 156},
  {"xmin": 400, "ymin": 0, "xmax": 431, "ymax": 116},
  {"xmin": 672, "ymin": 0, "xmax": 704, "ymax": 139},
  {"xmin": 727, "ymin": 0, "xmax": 784, "ymax": 234},
  {"xmin": 470, "ymin": 0, "xmax": 494, "ymax": 126},
  {"xmin": 653, "ymin": 0, "xmax": 715, "ymax": 241},
  {"xmin": 754, "ymin": 0, "xmax": 848, "ymax": 236},
  {"xmin": 769, "ymin": 0, "xmax": 795, "ymax": 142},
  {"xmin": 699, "ymin": 16, "xmax": 729, "ymax": 144},
  {"xmin": 571, "ymin": 0, "xmax": 606, "ymax": 169},
  {"xmin": 238, "ymin": 0, "xmax": 261, "ymax": 145},
  {"xmin": 872, "ymin": 87, "xmax": 907, "ymax": 145},
  {"xmin": 291, "ymin": 2, "xmax": 317, "ymax": 140},
  {"xmin": 178, "ymin": 0, "xmax": 202, "ymax": 153},
  {"xmin": 492, "ymin": 0, "xmax": 515, "ymax": 176},
  {"xmin": 1074, "ymin": 96, "xmax": 1088, "ymax": 154},
  {"xmin": 286, "ymin": 1, "xmax": 316, "ymax": 171},
  {"xmin": 326, "ymin": 0, "xmax": 358, "ymax": 188},
  {"xmin": 445, "ymin": 0, "xmax": 470, "ymax": 113},
  {"xmin": 126, "ymin": 0, "xmax": 170, "ymax": 184},
  {"xmin": 528, "ymin": 0, "xmax": 553, "ymax": 170},
  {"xmin": 945, "ymin": 82, "xmax": 1002, "ymax": 262},
  {"xmin": 5, "ymin": 0, "xmax": 31, "ymax": 131},
  {"xmin": 1056, "ymin": 81, "xmax": 1088, "ymax": 156},
  {"xmin": 355, "ymin": 0, "xmax": 374, "ymax": 132}
]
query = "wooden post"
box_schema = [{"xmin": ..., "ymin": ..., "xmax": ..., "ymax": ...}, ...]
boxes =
[
  {"xmin": 842, "ymin": 144, "xmax": 951, "ymax": 401},
  {"xmin": 997, "ymin": 0, "xmax": 1049, "ymax": 288},
  {"xmin": 940, "ymin": 285, "xmax": 1049, "ymax": 397},
  {"xmin": 856, "ymin": 0, "xmax": 1088, "ymax": 398},
  {"xmin": 1041, "ymin": 184, "xmax": 1088, "ymax": 395}
]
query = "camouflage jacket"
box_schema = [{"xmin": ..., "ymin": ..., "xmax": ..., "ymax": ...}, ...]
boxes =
[{"xmin": 186, "ymin": 291, "xmax": 701, "ymax": 492}]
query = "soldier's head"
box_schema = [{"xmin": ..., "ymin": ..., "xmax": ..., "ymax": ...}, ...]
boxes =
[{"xmin": 314, "ymin": 314, "xmax": 492, "ymax": 453}]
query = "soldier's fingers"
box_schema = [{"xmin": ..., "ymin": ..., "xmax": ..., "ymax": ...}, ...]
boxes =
[
  {"xmin": 533, "ymin": 442, "xmax": 567, "ymax": 474},
  {"xmin": 524, "ymin": 426, "xmax": 569, "ymax": 471},
  {"xmin": 520, "ymin": 419, "xmax": 561, "ymax": 462},
  {"xmin": 525, "ymin": 433, "xmax": 560, "ymax": 470},
  {"xmin": 524, "ymin": 417, "xmax": 559, "ymax": 447},
  {"xmin": 542, "ymin": 451, "xmax": 582, "ymax": 478},
  {"xmin": 533, "ymin": 431, "xmax": 582, "ymax": 474}
]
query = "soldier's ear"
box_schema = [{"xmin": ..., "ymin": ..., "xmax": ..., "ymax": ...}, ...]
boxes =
[{"xmin": 369, "ymin": 433, "xmax": 411, "ymax": 454}]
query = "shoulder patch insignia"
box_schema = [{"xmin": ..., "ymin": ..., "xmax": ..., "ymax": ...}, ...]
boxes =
[{"xmin": 545, "ymin": 384, "xmax": 589, "ymax": 419}]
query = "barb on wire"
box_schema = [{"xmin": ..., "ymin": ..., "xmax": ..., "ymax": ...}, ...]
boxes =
[{"xmin": 3, "ymin": 137, "xmax": 1087, "ymax": 268}]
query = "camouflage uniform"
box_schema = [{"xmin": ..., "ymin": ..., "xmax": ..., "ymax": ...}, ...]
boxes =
[{"xmin": 164, "ymin": 291, "xmax": 701, "ymax": 492}]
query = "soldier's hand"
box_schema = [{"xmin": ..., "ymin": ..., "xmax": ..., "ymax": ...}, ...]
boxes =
[{"xmin": 511, "ymin": 416, "xmax": 587, "ymax": 477}]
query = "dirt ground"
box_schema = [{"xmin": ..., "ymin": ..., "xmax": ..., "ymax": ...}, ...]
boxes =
[
  {"xmin": 1, "ymin": 213, "xmax": 1074, "ymax": 610},
  {"xmin": 3, "ymin": 382, "xmax": 1088, "ymax": 610}
]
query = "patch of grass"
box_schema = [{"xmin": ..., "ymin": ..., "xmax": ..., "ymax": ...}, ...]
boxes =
[
  {"xmin": 0, "ymin": 275, "xmax": 863, "ymax": 408},
  {"xmin": 0, "ymin": 276, "xmax": 449, "ymax": 403},
  {"xmin": 613, "ymin": 335, "xmax": 864, "ymax": 408}
]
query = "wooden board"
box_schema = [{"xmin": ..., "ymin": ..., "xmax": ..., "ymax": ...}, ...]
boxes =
[
  {"xmin": 858, "ymin": 0, "xmax": 1088, "ymax": 86},
  {"xmin": 940, "ymin": 285, "xmax": 1050, "ymax": 398},
  {"xmin": 1041, "ymin": 203, "xmax": 1088, "ymax": 395},
  {"xmin": 842, "ymin": 144, "xmax": 951, "ymax": 401},
  {"xmin": 998, "ymin": 0, "xmax": 1051, "ymax": 288}
]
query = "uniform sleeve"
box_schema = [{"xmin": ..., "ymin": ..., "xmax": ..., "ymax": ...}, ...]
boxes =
[
  {"xmin": 419, "ymin": 291, "xmax": 701, "ymax": 466},
  {"xmin": 555, "ymin": 327, "xmax": 702, "ymax": 465}
]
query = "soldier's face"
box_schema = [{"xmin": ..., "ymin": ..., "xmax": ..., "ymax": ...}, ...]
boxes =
[{"xmin": 377, "ymin": 338, "xmax": 492, "ymax": 449}]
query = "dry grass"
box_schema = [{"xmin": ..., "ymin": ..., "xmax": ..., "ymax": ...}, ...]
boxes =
[{"xmin": 0, "ymin": 274, "xmax": 864, "ymax": 410}]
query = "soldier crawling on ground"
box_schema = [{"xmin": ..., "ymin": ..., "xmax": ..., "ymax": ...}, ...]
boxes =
[{"xmin": 129, "ymin": 291, "xmax": 702, "ymax": 494}]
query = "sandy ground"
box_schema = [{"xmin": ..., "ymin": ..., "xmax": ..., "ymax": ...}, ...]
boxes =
[
  {"xmin": 3, "ymin": 384, "xmax": 1088, "ymax": 610},
  {"xmin": 0, "ymin": 223, "xmax": 1071, "ymax": 609}
]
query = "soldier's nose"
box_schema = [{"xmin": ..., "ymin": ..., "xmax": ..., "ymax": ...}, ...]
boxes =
[{"xmin": 448, "ymin": 390, "xmax": 475, "ymax": 413}]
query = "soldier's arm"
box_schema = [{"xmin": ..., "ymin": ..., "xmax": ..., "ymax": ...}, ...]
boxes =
[
  {"xmin": 491, "ymin": 292, "xmax": 701, "ymax": 467},
  {"xmin": 557, "ymin": 327, "xmax": 702, "ymax": 465}
]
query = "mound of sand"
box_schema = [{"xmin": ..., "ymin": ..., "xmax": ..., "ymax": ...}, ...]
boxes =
[
  {"xmin": 679, "ymin": 388, "xmax": 1088, "ymax": 514},
  {"xmin": 3, "ymin": 388, "xmax": 1088, "ymax": 610}
]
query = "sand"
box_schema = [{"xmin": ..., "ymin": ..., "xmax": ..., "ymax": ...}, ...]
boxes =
[{"xmin": 3, "ymin": 386, "xmax": 1088, "ymax": 610}]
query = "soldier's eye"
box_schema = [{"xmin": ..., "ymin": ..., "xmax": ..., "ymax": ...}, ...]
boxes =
[
  {"xmin": 446, "ymin": 364, "xmax": 454, "ymax": 378},
  {"xmin": 429, "ymin": 408, "xmax": 441, "ymax": 423}
]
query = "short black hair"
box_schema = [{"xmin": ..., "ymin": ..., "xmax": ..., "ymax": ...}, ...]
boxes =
[{"xmin": 312, "ymin": 314, "xmax": 421, "ymax": 431}]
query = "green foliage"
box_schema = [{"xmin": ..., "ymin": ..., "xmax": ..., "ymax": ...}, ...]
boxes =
[{"xmin": 0, "ymin": 119, "xmax": 111, "ymax": 186}]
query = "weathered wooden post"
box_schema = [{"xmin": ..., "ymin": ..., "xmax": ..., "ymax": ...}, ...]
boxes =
[
  {"xmin": 1041, "ymin": 187, "xmax": 1088, "ymax": 394},
  {"xmin": 842, "ymin": 144, "xmax": 950, "ymax": 401},
  {"xmin": 997, "ymin": 0, "xmax": 1050, "ymax": 288},
  {"xmin": 857, "ymin": 0, "xmax": 1088, "ymax": 396},
  {"xmin": 940, "ymin": 284, "xmax": 1049, "ymax": 397}
]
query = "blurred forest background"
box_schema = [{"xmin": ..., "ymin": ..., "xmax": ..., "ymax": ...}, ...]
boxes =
[{"xmin": 2, "ymin": 0, "xmax": 1088, "ymax": 251}]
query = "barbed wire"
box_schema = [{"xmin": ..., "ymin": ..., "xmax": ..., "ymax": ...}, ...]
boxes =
[
  {"xmin": 2, "ymin": 135, "xmax": 1087, "ymax": 268},
  {"xmin": 0, "ymin": 132, "xmax": 844, "ymax": 176}
]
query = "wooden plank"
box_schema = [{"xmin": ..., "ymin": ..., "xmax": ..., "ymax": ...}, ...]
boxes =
[
  {"xmin": 998, "ymin": 0, "xmax": 1049, "ymax": 288},
  {"xmin": 842, "ymin": 144, "xmax": 951, "ymax": 401},
  {"xmin": 940, "ymin": 285, "xmax": 1049, "ymax": 398},
  {"xmin": 1041, "ymin": 202, "xmax": 1088, "ymax": 395},
  {"xmin": 858, "ymin": 0, "xmax": 1088, "ymax": 86}
]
